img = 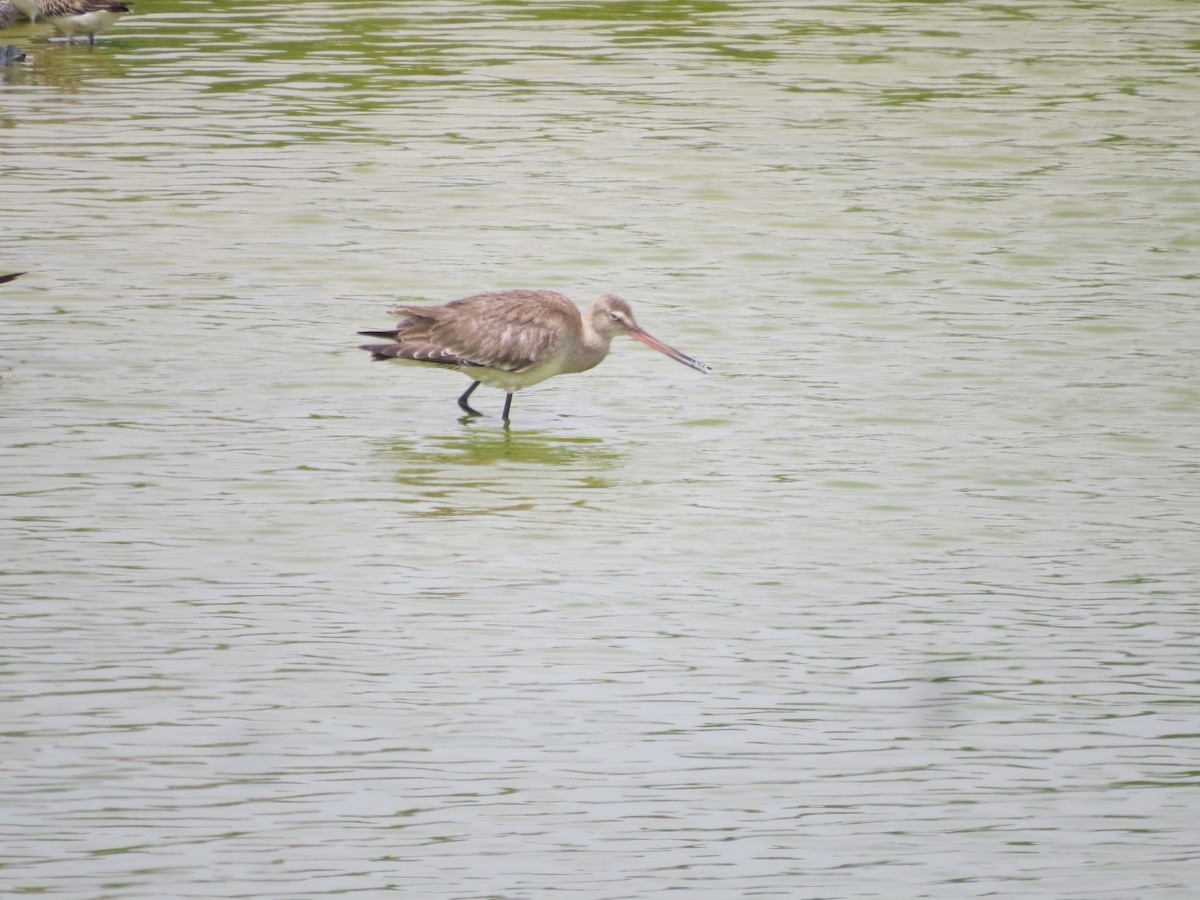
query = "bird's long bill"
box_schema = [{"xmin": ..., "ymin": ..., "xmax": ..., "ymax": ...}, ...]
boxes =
[{"xmin": 630, "ymin": 328, "xmax": 712, "ymax": 374}]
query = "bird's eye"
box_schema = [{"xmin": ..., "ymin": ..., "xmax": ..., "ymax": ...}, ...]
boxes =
[{"xmin": 610, "ymin": 312, "xmax": 622, "ymax": 321}]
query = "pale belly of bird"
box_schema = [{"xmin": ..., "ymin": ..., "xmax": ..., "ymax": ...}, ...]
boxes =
[
  {"xmin": 50, "ymin": 9, "xmax": 122, "ymax": 38},
  {"xmin": 462, "ymin": 352, "xmax": 598, "ymax": 393}
]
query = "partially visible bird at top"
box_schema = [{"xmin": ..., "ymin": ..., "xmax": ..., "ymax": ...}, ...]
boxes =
[
  {"xmin": 10, "ymin": 0, "xmax": 131, "ymax": 46},
  {"xmin": 0, "ymin": 2, "xmax": 22, "ymax": 30},
  {"xmin": 358, "ymin": 289, "xmax": 712, "ymax": 421}
]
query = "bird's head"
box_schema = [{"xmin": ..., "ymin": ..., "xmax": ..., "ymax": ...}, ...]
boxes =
[
  {"xmin": 591, "ymin": 294, "xmax": 640, "ymax": 339},
  {"xmin": 588, "ymin": 294, "xmax": 712, "ymax": 374}
]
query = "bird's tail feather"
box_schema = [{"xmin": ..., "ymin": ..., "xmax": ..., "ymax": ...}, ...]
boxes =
[{"xmin": 357, "ymin": 329, "xmax": 400, "ymax": 339}]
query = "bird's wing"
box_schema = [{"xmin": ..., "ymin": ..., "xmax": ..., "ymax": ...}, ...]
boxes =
[
  {"xmin": 384, "ymin": 290, "xmax": 580, "ymax": 373},
  {"xmin": 39, "ymin": 1, "xmax": 130, "ymax": 14},
  {"xmin": 359, "ymin": 341, "xmax": 472, "ymax": 366}
]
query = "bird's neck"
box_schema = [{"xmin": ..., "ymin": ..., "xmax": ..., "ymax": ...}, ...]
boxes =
[{"xmin": 564, "ymin": 319, "xmax": 614, "ymax": 374}]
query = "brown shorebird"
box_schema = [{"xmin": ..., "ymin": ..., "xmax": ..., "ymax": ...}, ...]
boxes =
[
  {"xmin": 359, "ymin": 290, "xmax": 711, "ymax": 420},
  {"xmin": 10, "ymin": 0, "xmax": 130, "ymax": 46}
]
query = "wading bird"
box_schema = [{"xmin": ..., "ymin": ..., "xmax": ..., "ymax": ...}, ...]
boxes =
[
  {"xmin": 10, "ymin": 0, "xmax": 130, "ymax": 46},
  {"xmin": 358, "ymin": 290, "xmax": 711, "ymax": 421}
]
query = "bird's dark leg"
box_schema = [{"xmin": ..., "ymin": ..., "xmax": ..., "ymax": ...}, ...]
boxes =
[
  {"xmin": 501, "ymin": 393, "xmax": 513, "ymax": 421},
  {"xmin": 88, "ymin": 34, "xmax": 96, "ymax": 48},
  {"xmin": 457, "ymin": 381, "xmax": 483, "ymax": 416}
]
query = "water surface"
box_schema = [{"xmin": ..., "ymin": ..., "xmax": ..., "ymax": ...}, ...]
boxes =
[{"xmin": 3, "ymin": 1, "xmax": 1199, "ymax": 897}]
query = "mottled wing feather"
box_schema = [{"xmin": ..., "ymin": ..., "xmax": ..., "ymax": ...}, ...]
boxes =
[
  {"xmin": 359, "ymin": 342, "xmax": 472, "ymax": 366},
  {"xmin": 38, "ymin": 0, "xmax": 129, "ymax": 15},
  {"xmin": 380, "ymin": 290, "xmax": 580, "ymax": 373}
]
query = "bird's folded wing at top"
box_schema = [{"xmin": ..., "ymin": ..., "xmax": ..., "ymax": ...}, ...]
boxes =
[{"xmin": 384, "ymin": 290, "xmax": 580, "ymax": 373}]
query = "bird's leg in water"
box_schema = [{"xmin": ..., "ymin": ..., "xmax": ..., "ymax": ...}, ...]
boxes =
[
  {"xmin": 457, "ymin": 381, "xmax": 483, "ymax": 416},
  {"xmin": 501, "ymin": 393, "xmax": 513, "ymax": 421}
]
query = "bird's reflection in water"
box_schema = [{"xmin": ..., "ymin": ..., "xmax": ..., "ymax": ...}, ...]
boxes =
[
  {"xmin": 4, "ymin": 39, "xmax": 128, "ymax": 89},
  {"xmin": 386, "ymin": 427, "xmax": 619, "ymax": 467},
  {"xmin": 381, "ymin": 427, "xmax": 623, "ymax": 517}
]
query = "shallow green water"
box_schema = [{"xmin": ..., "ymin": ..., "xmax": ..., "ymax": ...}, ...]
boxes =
[{"xmin": 3, "ymin": 2, "xmax": 1199, "ymax": 898}]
